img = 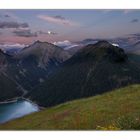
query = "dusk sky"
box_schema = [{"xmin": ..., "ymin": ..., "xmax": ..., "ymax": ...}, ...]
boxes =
[{"xmin": 0, "ymin": 10, "xmax": 140, "ymax": 45}]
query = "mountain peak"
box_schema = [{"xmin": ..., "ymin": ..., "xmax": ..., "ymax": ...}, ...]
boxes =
[
  {"xmin": 75, "ymin": 40, "xmax": 127, "ymax": 63},
  {"xmin": 34, "ymin": 40, "xmax": 41, "ymax": 44},
  {"xmin": 34, "ymin": 40, "xmax": 49, "ymax": 44},
  {"xmin": 95, "ymin": 40, "xmax": 111, "ymax": 46},
  {"xmin": 0, "ymin": 49, "xmax": 4, "ymax": 54},
  {"xmin": 86, "ymin": 40, "xmax": 112, "ymax": 49},
  {"xmin": 32, "ymin": 40, "xmax": 53, "ymax": 45}
]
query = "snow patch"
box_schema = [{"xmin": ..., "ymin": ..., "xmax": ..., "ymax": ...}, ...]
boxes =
[{"xmin": 112, "ymin": 43, "xmax": 119, "ymax": 47}]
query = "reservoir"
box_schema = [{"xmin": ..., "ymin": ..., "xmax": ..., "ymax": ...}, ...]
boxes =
[{"xmin": 0, "ymin": 99, "xmax": 39, "ymax": 123}]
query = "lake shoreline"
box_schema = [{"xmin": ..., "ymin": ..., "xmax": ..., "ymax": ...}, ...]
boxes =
[
  {"xmin": 0, "ymin": 96, "xmax": 45, "ymax": 110},
  {"xmin": 0, "ymin": 97, "xmax": 19, "ymax": 104},
  {"xmin": 0, "ymin": 98, "xmax": 41, "ymax": 124}
]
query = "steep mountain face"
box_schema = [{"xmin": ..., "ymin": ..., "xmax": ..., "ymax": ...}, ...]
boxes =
[
  {"xmin": 8, "ymin": 41, "xmax": 71, "ymax": 91},
  {"xmin": 0, "ymin": 73, "xmax": 22, "ymax": 101},
  {"xmin": 27, "ymin": 41, "xmax": 140, "ymax": 107},
  {"xmin": 15, "ymin": 41, "xmax": 71, "ymax": 68},
  {"xmin": 0, "ymin": 49, "xmax": 9, "ymax": 69},
  {"xmin": 0, "ymin": 50, "xmax": 22, "ymax": 101},
  {"xmin": 0, "ymin": 41, "xmax": 71, "ymax": 101}
]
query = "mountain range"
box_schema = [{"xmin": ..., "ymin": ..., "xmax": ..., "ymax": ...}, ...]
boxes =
[
  {"xmin": 0, "ymin": 41, "xmax": 71, "ymax": 101},
  {"xmin": 26, "ymin": 41, "xmax": 140, "ymax": 107},
  {"xmin": 1, "ymin": 40, "xmax": 140, "ymax": 108}
]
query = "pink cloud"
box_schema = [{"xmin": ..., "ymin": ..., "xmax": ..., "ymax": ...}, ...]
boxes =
[
  {"xmin": 37, "ymin": 15, "xmax": 79, "ymax": 26},
  {"xmin": 0, "ymin": 34, "xmax": 62, "ymax": 44},
  {"xmin": 0, "ymin": 35, "xmax": 35, "ymax": 44}
]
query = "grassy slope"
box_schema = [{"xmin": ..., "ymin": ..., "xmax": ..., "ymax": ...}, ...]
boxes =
[{"xmin": 0, "ymin": 84, "xmax": 140, "ymax": 130}]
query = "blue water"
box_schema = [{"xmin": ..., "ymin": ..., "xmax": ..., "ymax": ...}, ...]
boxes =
[{"xmin": 0, "ymin": 99, "xmax": 39, "ymax": 123}]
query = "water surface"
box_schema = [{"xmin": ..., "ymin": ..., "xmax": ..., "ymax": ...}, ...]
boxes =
[{"xmin": 0, "ymin": 99, "xmax": 39, "ymax": 123}]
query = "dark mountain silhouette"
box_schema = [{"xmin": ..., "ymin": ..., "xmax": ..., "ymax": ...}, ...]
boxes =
[{"xmin": 0, "ymin": 50, "xmax": 22, "ymax": 101}]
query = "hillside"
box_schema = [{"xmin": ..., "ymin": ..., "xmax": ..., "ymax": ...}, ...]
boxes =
[
  {"xmin": 26, "ymin": 41, "xmax": 140, "ymax": 107},
  {"xmin": 0, "ymin": 50, "xmax": 22, "ymax": 101},
  {"xmin": 9, "ymin": 40, "xmax": 71, "ymax": 91},
  {"xmin": 8, "ymin": 41, "xmax": 70, "ymax": 91},
  {"xmin": 0, "ymin": 84, "xmax": 140, "ymax": 130},
  {"xmin": 0, "ymin": 72, "xmax": 22, "ymax": 101},
  {"xmin": 0, "ymin": 41, "xmax": 71, "ymax": 101},
  {"xmin": 15, "ymin": 40, "xmax": 71, "ymax": 68},
  {"xmin": 0, "ymin": 41, "xmax": 71, "ymax": 95}
]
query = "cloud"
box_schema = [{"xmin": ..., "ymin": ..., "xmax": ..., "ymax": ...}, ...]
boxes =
[
  {"xmin": 132, "ymin": 33, "xmax": 140, "ymax": 36},
  {"xmin": 129, "ymin": 33, "xmax": 140, "ymax": 39},
  {"xmin": 0, "ymin": 43, "xmax": 26, "ymax": 53},
  {"xmin": 38, "ymin": 15, "xmax": 79, "ymax": 26},
  {"xmin": 54, "ymin": 40, "xmax": 71, "ymax": 46},
  {"xmin": 123, "ymin": 10, "xmax": 131, "ymax": 14},
  {"xmin": 0, "ymin": 43, "xmax": 26, "ymax": 49},
  {"xmin": 13, "ymin": 29, "xmax": 37, "ymax": 37},
  {"xmin": 123, "ymin": 10, "xmax": 134, "ymax": 14},
  {"xmin": 4, "ymin": 14, "xmax": 10, "ymax": 18},
  {"xmin": 38, "ymin": 30, "xmax": 57, "ymax": 35},
  {"xmin": 53, "ymin": 40, "xmax": 79, "ymax": 50},
  {"xmin": 131, "ymin": 19, "xmax": 139, "ymax": 23},
  {"xmin": 13, "ymin": 28, "xmax": 57, "ymax": 37},
  {"xmin": 54, "ymin": 15, "xmax": 65, "ymax": 20},
  {"xmin": 0, "ymin": 21, "xmax": 29, "ymax": 29},
  {"xmin": 0, "ymin": 12, "xmax": 19, "ymax": 20}
]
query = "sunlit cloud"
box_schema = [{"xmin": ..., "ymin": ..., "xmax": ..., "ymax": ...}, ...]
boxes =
[
  {"xmin": 0, "ymin": 43, "xmax": 26, "ymax": 48},
  {"xmin": 38, "ymin": 30, "xmax": 57, "ymax": 35},
  {"xmin": 53, "ymin": 40, "xmax": 79, "ymax": 50},
  {"xmin": 13, "ymin": 28, "xmax": 58, "ymax": 38},
  {"xmin": 37, "ymin": 14, "xmax": 79, "ymax": 26}
]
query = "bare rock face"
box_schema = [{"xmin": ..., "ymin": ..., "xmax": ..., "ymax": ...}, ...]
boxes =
[{"xmin": 15, "ymin": 41, "xmax": 71, "ymax": 68}]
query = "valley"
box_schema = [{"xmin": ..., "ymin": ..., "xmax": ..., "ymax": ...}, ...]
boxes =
[
  {"xmin": 0, "ymin": 84, "xmax": 140, "ymax": 130},
  {"xmin": 0, "ymin": 40, "xmax": 140, "ymax": 129}
]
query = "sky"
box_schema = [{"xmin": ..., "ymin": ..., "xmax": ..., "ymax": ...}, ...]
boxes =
[{"xmin": 0, "ymin": 9, "xmax": 140, "ymax": 45}]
